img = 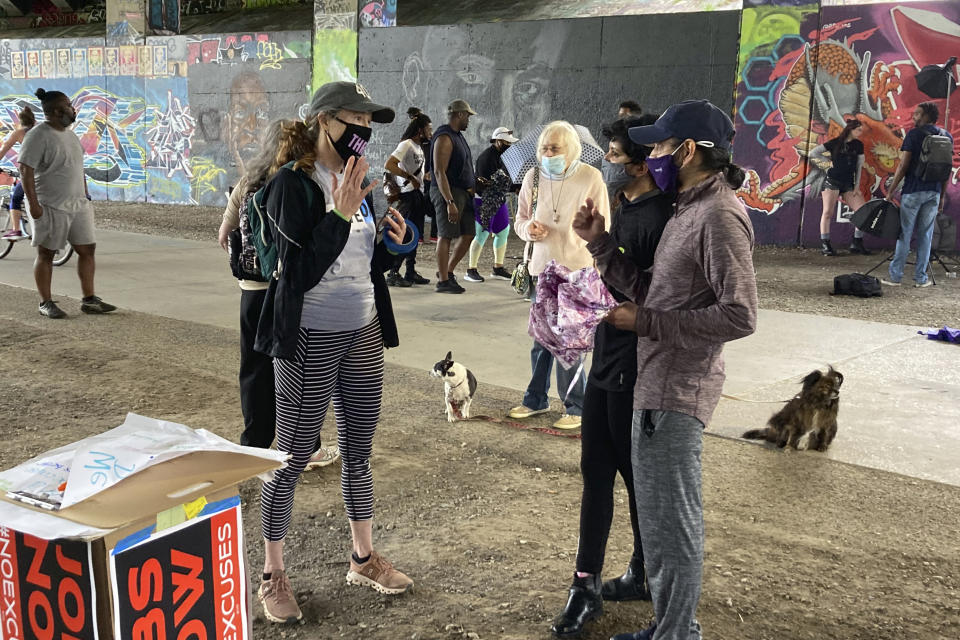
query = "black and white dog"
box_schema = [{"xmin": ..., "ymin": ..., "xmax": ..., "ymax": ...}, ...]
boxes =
[{"xmin": 430, "ymin": 351, "xmax": 478, "ymax": 422}]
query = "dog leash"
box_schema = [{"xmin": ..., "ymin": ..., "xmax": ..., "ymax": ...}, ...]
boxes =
[
  {"xmin": 467, "ymin": 415, "xmax": 583, "ymax": 440},
  {"xmin": 720, "ymin": 393, "xmax": 794, "ymax": 404}
]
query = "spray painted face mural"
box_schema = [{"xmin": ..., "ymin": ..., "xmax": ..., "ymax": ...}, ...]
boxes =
[
  {"xmin": 224, "ymin": 72, "xmax": 270, "ymax": 174},
  {"xmin": 402, "ymin": 22, "xmax": 570, "ymax": 150}
]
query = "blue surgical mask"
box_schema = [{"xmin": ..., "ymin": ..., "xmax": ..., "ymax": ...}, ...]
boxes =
[
  {"xmin": 646, "ymin": 144, "xmax": 682, "ymax": 193},
  {"xmin": 541, "ymin": 155, "xmax": 567, "ymax": 177}
]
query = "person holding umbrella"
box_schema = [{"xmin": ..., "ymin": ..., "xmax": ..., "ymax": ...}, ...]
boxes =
[
  {"xmin": 507, "ymin": 120, "xmax": 609, "ymax": 430},
  {"xmin": 883, "ymin": 101, "xmax": 954, "ymax": 288},
  {"xmin": 810, "ymin": 118, "xmax": 872, "ymax": 256}
]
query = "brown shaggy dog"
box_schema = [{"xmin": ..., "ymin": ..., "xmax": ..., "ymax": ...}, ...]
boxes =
[{"xmin": 742, "ymin": 367, "xmax": 843, "ymax": 451}]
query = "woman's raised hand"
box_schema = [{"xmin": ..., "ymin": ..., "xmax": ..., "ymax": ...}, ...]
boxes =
[
  {"xmin": 573, "ymin": 198, "xmax": 606, "ymax": 244},
  {"xmin": 331, "ymin": 155, "xmax": 377, "ymax": 216}
]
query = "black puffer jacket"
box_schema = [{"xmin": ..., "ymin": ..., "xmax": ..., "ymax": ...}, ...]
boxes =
[{"xmin": 253, "ymin": 165, "xmax": 400, "ymax": 360}]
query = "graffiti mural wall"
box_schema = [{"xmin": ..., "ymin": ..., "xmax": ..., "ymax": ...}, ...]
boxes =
[
  {"xmin": 733, "ymin": 1, "xmax": 960, "ymax": 246},
  {"xmin": 172, "ymin": 30, "xmax": 312, "ymax": 205},
  {"xmin": 0, "ymin": 31, "xmax": 310, "ymax": 205},
  {"xmin": 360, "ymin": 0, "xmax": 396, "ymax": 27},
  {"xmin": 313, "ymin": 0, "xmax": 358, "ymax": 93},
  {"xmin": 0, "ymin": 36, "xmax": 182, "ymax": 203}
]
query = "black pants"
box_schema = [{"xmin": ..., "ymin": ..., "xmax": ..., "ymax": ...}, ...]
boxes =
[
  {"xmin": 239, "ymin": 288, "xmax": 276, "ymax": 448},
  {"xmin": 424, "ymin": 178, "xmax": 438, "ymax": 239},
  {"xmin": 393, "ymin": 189, "xmax": 427, "ymax": 273},
  {"xmin": 576, "ymin": 381, "xmax": 644, "ymax": 574}
]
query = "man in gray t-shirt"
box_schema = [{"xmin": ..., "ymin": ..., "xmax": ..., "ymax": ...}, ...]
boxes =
[{"xmin": 18, "ymin": 88, "xmax": 115, "ymax": 318}]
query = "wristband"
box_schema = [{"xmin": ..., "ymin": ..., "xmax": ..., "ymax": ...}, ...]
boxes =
[{"xmin": 331, "ymin": 207, "xmax": 350, "ymax": 222}]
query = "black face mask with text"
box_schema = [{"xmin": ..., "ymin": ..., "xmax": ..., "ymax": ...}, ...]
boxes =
[{"xmin": 328, "ymin": 117, "xmax": 372, "ymax": 162}]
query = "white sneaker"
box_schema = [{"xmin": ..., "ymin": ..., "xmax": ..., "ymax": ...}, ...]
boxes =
[
  {"xmin": 880, "ymin": 279, "xmax": 901, "ymax": 287},
  {"xmin": 305, "ymin": 444, "xmax": 340, "ymax": 470},
  {"xmin": 914, "ymin": 280, "xmax": 933, "ymax": 288}
]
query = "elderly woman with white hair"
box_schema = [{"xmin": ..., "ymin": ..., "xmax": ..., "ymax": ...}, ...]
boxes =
[{"xmin": 508, "ymin": 120, "xmax": 609, "ymax": 430}]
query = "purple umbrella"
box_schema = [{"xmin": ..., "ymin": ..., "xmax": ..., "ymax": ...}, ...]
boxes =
[
  {"xmin": 918, "ymin": 326, "xmax": 960, "ymax": 344},
  {"xmin": 529, "ymin": 261, "xmax": 618, "ymax": 368}
]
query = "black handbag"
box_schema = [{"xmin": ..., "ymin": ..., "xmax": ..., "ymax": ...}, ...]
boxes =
[{"xmin": 511, "ymin": 170, "xmax": 539, "ymax": 297}]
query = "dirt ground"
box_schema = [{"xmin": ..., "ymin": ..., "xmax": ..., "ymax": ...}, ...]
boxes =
[
  {"xmin": 1, "ymin": 202, "xmax": 958, "ymax": 640},
  {"xmin": 95, "ymin": 200, "xmax": 960, "ymax": 328}
]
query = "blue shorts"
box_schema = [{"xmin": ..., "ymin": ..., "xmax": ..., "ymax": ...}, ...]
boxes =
[{"xmin": 9, "ymin": 182, "xmax": 24, "ymax": 211}]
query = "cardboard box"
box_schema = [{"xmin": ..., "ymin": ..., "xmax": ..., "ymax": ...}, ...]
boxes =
[{"xmin": 0, "ymin": 415, "xmax": 285, "ymax": 640}]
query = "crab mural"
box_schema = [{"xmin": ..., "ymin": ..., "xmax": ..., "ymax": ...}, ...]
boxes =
[
  {"xmin": 739, "ymin": 22, "xmax": 904, "ymax": 214},
  {"xmin": 734, "ymin": 3, "xmax": 960, "ymax": 245}
]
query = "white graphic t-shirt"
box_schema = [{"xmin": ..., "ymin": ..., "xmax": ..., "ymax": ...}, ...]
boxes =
[
  {"xmin": 299, "ymin": 162, "xmax": 377, "ymax": 331},
  {"xmin": 390, "ymin": 139, "xmax": 425, "ymax": 194}
]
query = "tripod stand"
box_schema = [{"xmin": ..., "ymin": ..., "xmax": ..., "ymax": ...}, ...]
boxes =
[{"xmin": 863, "ymin": 251, "xmax": 937, "ymax": 285}]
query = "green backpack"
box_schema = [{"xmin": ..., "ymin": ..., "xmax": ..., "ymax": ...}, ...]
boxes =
[{"xmin": 248, "ymin": 161, "xmax": 315, "ymax": 280}]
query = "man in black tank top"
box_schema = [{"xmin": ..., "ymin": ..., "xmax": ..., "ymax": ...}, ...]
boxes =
[{"xmin": 430, "ymin": 99, "xmax": 477, "ymax": 294}]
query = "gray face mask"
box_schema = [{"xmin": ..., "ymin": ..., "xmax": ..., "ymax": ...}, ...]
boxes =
[
  {"xmin": 59, "ymin": 110, "xmax": 76, "ymax": 127},
  {"xmin": 601, "ymin": 158, "xmax": 632, "ymax": 190}
]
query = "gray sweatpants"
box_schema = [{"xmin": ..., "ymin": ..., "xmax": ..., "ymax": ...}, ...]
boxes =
[{"xmin": 632, "ymin": 409, "xmax": 704, "ymax": 640}]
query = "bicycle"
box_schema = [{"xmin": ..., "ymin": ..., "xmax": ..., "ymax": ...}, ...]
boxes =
[{"xmin": 0, "ymin": 167, "xmax": 73, "ymax": 266}]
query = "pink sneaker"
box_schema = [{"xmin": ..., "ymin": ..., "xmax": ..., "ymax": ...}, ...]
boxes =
[{"xmin": 3, "ymin": 229, "xmax": 24, "ymax": 239}]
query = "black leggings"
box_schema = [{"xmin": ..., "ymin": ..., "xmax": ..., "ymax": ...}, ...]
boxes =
[{"xmin": 576, "ymin": 381, "xmax": 644, "ymax": 574}]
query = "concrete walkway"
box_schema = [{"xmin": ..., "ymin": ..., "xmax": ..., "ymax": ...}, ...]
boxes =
[{"xmin": 1, "ymin": 229, "xmax": 957, "ymax": 486}]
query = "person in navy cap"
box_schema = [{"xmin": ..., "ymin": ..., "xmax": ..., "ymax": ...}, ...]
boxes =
[{"xmin": 573, "ymin": 99, "xmax": 759, "ymax": 640}]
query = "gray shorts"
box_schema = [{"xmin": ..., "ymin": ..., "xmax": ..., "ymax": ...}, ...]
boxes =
[
  {"xmin": 30, "ymin": 205, "xmax": 96, "ymax": 251},
  {"xmin": 430, "ymin": 186, "xmax": 475, "ymax": 239}
]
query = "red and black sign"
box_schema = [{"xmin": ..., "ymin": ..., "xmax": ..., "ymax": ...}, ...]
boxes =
[
  {"xmin": 0, "ymin": 525, "xmax": 97, "ymax": 640},
  {"xmin": 111, "ymin": 505, "xmax": 246, "ymax": 640}
]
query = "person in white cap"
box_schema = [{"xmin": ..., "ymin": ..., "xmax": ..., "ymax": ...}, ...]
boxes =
[{"xmin": 465, "ymin": 126, "xmax": 519, "ymax": 282}]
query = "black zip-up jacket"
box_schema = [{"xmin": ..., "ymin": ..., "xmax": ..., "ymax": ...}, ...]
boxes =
[
  {"xmin": 588, "ymin": 189, "xmax": 673, "ymax": 392},
  {"xmin": 254, "ymin": 165, "xmax": 401, "ymax": 360}
]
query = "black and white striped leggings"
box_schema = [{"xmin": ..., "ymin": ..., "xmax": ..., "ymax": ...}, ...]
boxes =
[{"xmin": 261, "ymin": 319, "xmax": 384, "ymax": 542}]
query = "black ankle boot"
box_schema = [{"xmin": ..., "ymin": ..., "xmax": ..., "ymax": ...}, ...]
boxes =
[
  {"xmin": 602, "ymin": 557, "xmax": 651, "ymax": 602},
  {"xmin": 820, "ymin": 239, "xmax": 836, "ymax": 256},
  {"xmin": 849, "ymin": 237, "xmax": 872, "ymax": 255},
  {"xmin": 551, "ymin": 573, "xmax": 602, "ymax": 638}
]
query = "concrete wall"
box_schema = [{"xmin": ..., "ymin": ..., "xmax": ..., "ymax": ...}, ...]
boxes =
[{"xmin": 358, "ymin": 12, "xmax": 741, "ymax": 197}]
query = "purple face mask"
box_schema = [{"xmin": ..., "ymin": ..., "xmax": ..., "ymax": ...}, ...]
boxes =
[{"xmin": 646, "ymin": 144, "xmax": 682, "ymax": 193}]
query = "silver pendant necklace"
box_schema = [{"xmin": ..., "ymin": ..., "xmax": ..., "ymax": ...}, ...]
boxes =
[{"xmin": 550, "ymin": 174, "xmax": 567, "ymax": 223}]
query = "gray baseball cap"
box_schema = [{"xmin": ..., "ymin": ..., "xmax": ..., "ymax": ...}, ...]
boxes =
[
  {"xmin": 307, "ymin": 81, "xmax": 395, "ymax": 123},
  {"xmin": 447, "ymin": 99, "xmax": 477, "ymax": 115}
]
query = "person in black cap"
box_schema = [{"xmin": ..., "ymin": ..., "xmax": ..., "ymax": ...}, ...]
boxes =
[
  {"xmin": 574, "ymin": 99, "xmax": 758, "ymax": 640},
  {"xmin": 551, "ymin": 115, "xmax": 673, "ymax": 638},
  {"xmin": 254, "ymin": 81, "xmax": 419, "ymax": 624}
]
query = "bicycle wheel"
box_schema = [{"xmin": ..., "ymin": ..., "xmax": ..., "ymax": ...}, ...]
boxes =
[
  {"xmin": 0, "ymin": 204, "xmax": 12, "ymax": 259},
  {"xmin": 53, "ymin": 245, "xmax": 73, "ymax": 266}
]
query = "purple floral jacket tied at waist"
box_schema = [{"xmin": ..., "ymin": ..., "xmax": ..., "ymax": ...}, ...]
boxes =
[{"xmin": 528, "ymin": 261, "xmax": 618, "ymax": 369}]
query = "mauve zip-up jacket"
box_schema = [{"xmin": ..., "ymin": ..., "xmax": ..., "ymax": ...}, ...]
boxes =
[{"xmin": 587, "ymin": 172, "xmax": 759, "ymax": 427}]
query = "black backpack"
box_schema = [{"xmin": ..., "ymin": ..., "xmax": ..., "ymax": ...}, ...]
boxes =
[
  {"xmin": 913, "ymin": 128, "xmax": 954, "ymax": 183},
  {"xmin": 831, "ymin": 273, "xmax": 882, "ymax": 298}
]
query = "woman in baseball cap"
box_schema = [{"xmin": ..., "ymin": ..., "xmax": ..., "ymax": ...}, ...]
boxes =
[
  {"xmin": 254, "ymin": 82, "xmax": 418, "ymax": 624},
  {"xmin": 627, "ymin": 99, "xmax": 745, "ymax": 194},
  {"xmin": 575, "ymin": 100, "xmax": 758, "ymax": 640}
]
